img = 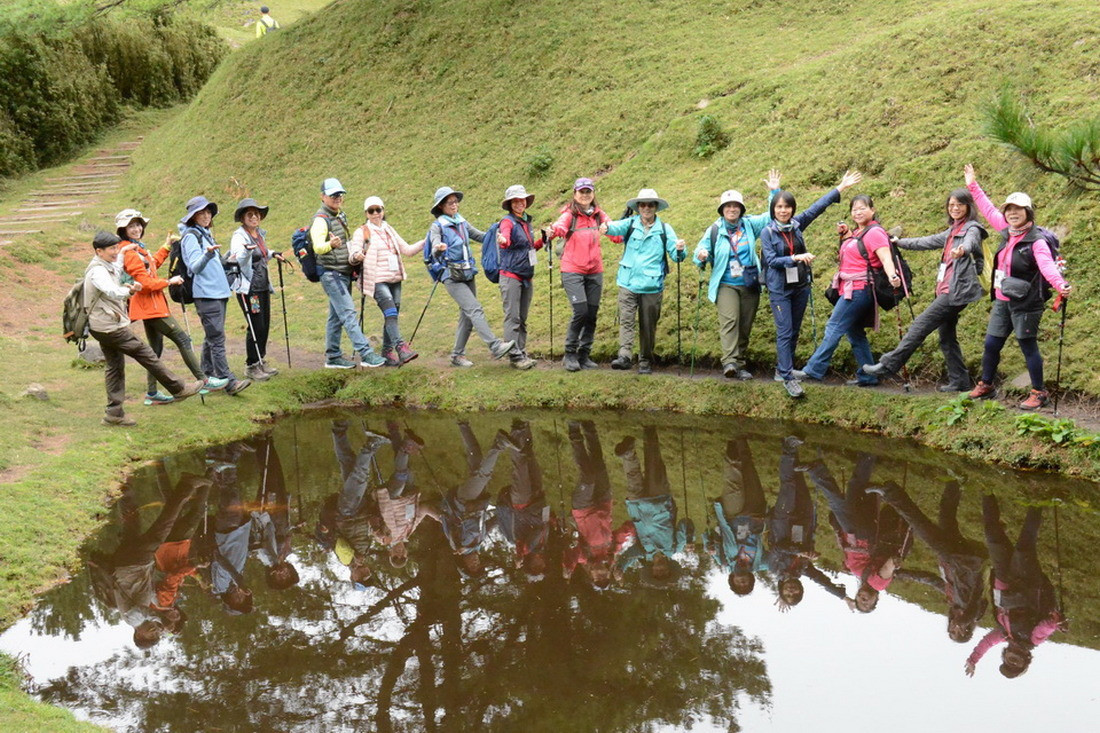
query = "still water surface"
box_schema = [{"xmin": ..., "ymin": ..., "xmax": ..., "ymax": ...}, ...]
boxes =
[{"xmin": 2, "ymin": 410, "xmax": 1098, "ymax": 732}]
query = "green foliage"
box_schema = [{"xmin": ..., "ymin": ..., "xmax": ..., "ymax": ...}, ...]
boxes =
[
  {"xmin": 935, "ymin": 395, "xmax": 972, "ymax": 426},
  {"xmin": 1015, "ymin": 413, "xmax": 1080, "ymax": 444},
  {"xmin": 693, "ymin": 114, "xmax": 729, "ymax": 158},
  {"xmin": 524, "ymin": 146, "xmax": 554, "ymax": 178}
]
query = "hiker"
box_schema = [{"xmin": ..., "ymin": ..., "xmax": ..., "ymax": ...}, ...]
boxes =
[
  {"xmin": 614, "ymin": 427, "xmax": 693, "ymax": 587},
  {"xmin": 494, "ymin": 185, "xmax": 546, "ymax": 370},
  {"xmin": 151, "ymin": 464, "xmax": 212, "ymax": 625},
  {"xmin": 965, "ymin": 495, "xmax": 1066, "ymax": 678},
  {"xmin": 368, "ymin": 425, "xmax": 438, "ymax": 570},
  {"xmin": 348, "ymin": 196, "xmax": 424, "ymax": 367},
  {"xmin": 255, "ymin": 5, "xmax": 280, "ymax": 37},
  {"xmin": 705, "ymin": 436, "xmax": 769, "ymax": 597},
  {"xmin": 963, "ymin": 164, "xmax": 1071, "ymax": 410},
  {"xmin": 116, "ymin": 208, "xmax": 207, "ymax": 406},
  {"xmin": 229, "ymin": 198, "xmax": 285, "ymax": 382},
  {"xmin": 311, "ymin": 178, "xmax": 386, "ymax": 368},
  {"xmin": 206, "ymin": 442, "xmax": 258, "ymax": 614},
  {"xmin": 83, "ymin": 231, "xmax": 203, "ymax": 426},
  {"xmin": 794, "ymin": 195, "xmax": 902, "ymax": 386},
  {"xmin": 694, "ymin": 170, "xmax": 782, "ymax": 380},
  {"xmin": 247, "ymin": 432, "xmax": 300, "ymax": 590},
  {"xmin": 861, "ymin": 188, "xmax": 988, "ymax": 392},
  {"xmin": 180, "ymin": 195, "xmax": 252, "ymax": 395},
  {"xmin": 495, "ymin": 420, "xmax": 550, "ymax": 580},
  {"xmin": 605, "ymin": 189, "xmax": 687, "ymax": 374},
  {"xmin": 545, "ymin": 177, "xmax": 615, "ymax": 372},
  {"xmin": 424, "ymin": 186, "xmax": 517, "ymax": 367},
  {"xmin": 760, "ymin": 170, "xmax": 862, "ymax": 398}
]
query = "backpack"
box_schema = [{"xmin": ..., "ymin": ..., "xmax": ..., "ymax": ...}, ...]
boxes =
[
  {"xmin": 166, "ymin": 233, "xmax": 194, "ymax": 304},
  {"xmin": 622, "ymin": 218, "xmax": 671, "ymax": 276},
  {"xmin": 291, "ymin": 227, "xmax": 320, "ymax": 282},
  {"xmin": 423, "ymin": 223, "xmax": 446, "ymax": 282},
  {"xmin": 1035, "ymin": 226, "xmax": 1062, "ymax": 301},
  {"xmin": 481, "ymin": 220, "xmax": 503, "ymax": 284},
  {"xmin": 61, "ymin": 279, "xmax": 90, "ymax": 351},
  {"xmin": 854, "ymin": 225, "xmax": 913, "ymax": 311}
]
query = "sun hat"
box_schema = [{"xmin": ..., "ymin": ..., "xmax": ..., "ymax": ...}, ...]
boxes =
[
  {"xmin": 626, "ymin": 188, "xmax": 669, "ymax": 213},
  {"xmin": 573, "ymin": 177, "xmax": 595, "ymax": 191},
  {"xmin": 180, "ymin": 196, "xmax": 218, "ymax": 226},
  {"xmin": 233, "ymin": 198, "xmax": 269, "ymax": 223},
  {"xmin": 717, "ymin": 190, "xmax": 746, "ymax": 216},
  {"xmin": 114, "ymin": 208, "xmax": 149, "ymax": 230},
  {"xmin": 430, "ymin": 186, "xmax": 464, "ymax": 217},
  {"xmin": 321, "ymin": 178, "xmax": 346, "ymax": 196},
  {"xmin": 1001, "ymin": 192, "xmax": 1034, "ymax": 213},
  {"xmin": 501, "ymin": 184, "xmax": 535, "ymax": 211},
  {"xmin": 363, "ymin": 195, "xmax": 385, "ymax": 211}
]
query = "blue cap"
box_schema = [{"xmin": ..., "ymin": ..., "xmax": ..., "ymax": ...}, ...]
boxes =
[{"xmin": 321, "ymin": 178, "xmax": 346, "ymax": 196}]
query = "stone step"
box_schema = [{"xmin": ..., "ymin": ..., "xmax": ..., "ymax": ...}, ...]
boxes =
[
  {"xmin": 0, "ymin": 211, "xmax": 83, "ymax": 222},
  {"xmin": 17, "ymin": 201, "xmax": 95, "ymax": 211},
  {"xmin": 0, "ymin": 229, "xmax": 45, "ymax": 237},
  {"xmin": 72, "ymin": 163, "xmax": 130, "ymax": 171},
  {"xmin": 44, "ymin": 173, "xmax": 120, "ymax": 182},
  {"xmin": 87, "ymin": 155, "xmax": 131, "ymax": 162},
  {"xmin": 32, "ymin": 189, "xmax": 118, "ymax": 197}
]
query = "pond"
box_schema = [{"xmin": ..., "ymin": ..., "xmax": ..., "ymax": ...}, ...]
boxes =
[{"xmin": 2, "ymin": 410, "xmax": 1098, "ymax": 731}]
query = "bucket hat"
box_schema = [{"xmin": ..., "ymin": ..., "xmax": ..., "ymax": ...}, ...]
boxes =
[
  {"xmin": 114, "ymin": 208, "xmax": 149, "ymax": 230},
  {"xmin": 430, "ymin": 186, "xmax": 463, "ymax": 217},
  {"xmin": 233, "ymin": 198, "xmax": 270, "ymax": 223},
  {"xmin": 501, "ymin": 184, "xmax": 535, "ymax": 211},
  {"xmin": 363, "ymin": 195, "xmax": 385, "ymax": 211},
  {"xmin": 1001, "ymin": 192, "xmax": 1034, "ymax": 213},
  {"xmin": 717, "ymin": 190, "xmax": 746, "ymax": 216},
  {"xmin": 321, "ymin": 178, "xmax": 346, "ymax": 196},
  {"xmin": 573, "ymin": 177, "xmax": 595, "ymax": 191},
  {"xmin": 180, "ymin": 196, "xmax": 218, "ymax": 226},
  {"xmin": 626, "ymin": 188, "xmax": 669, "ymax": 213}
]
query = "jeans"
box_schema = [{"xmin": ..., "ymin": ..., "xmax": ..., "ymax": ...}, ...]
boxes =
[
  {"xmin": 444, "ymin": 278, "xmax": 501, "ymax": 356},
  {"xmin": 142, "ymin": 314, "xmax": 205, "ymax": 394},
  {"xmin": 321, "ymin": 270, "xmax": 374, "ymax": 360},
  {"xmin": 193, "ymin": 297, "xmax": 235, "ymax": 381},
  {"xmin": 769, "ymin": 287, "xmax": 810, "ymax": 380},
  {"xmin": 561, "ymin": 271, "xmax": 602, "ymax": 356},
  {"xmin": 878, "ymin": 293, "xmax": 969, "ymax": 386},
  {"xmin": 802, "ymin": 288, "xmax": 876, "ymax": 383},
  {"xmin": 372, "ymin": 281, "xmax": 404, "ymax": 351},
  {"xmin": 235, "ymin": 291, "xmax": 271, "ymax": 367},
  {"xmin": 500, "ymin": 276, "xmax": 534, "ymax": 354},
  {"xmin": 90, "ymin": 327, "xmax": 187, "ymax": 417}
]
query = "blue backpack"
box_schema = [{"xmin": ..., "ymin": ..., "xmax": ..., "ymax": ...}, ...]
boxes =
[
  {"xmin": 423, "ymin": 223, "xmax": 446, "ymax": 282},
  {"xmin": 291, "ymin": 227, "xmax": 320, "ymax": 282},
  {"xmin": 481, "ymin": 221, "xmax": 502, "ymax": 284}
]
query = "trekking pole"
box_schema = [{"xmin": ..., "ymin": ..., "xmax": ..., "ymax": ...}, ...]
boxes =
[
  {"xmin": 689, "ymin": 275, "xmax": 705, "ymax": 376},
  {"xmin": 277, "ymin": 259, "xmax": 292, "ymax": 368},
  {"xmin": 544, "ymin": 229, "xmax": 554, "ymax": 362},
  {"xmin": 409, "ymin": 257, "xmax": 443, "ymax": 346},
  {"xmin": 808, "ymin": 269, "xmax": 819, "ymax": 349},
  {"xmin": 1052, "ymin": 499, "xmax": 1067, "ymax": 619},
  {"xmin": 238, "ymin": 293, "xmax": 265, "ymax": 372},
  {"xmin": 179, "ymin": 301, "xmax": 205, "ymax": 405},
  {"xmin": 1052, "ymin": 295, "xmax": 1069, "ymax": 416},
  {"xmin": 676, "ymin": 257, "xmax": 683, "ymax": 373},
  {"xmin": 359, "ymin": 290, "xmax": 366, "ymax": 332}
]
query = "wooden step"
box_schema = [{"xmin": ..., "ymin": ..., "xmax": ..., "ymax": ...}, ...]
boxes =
[
  {"xmin": 87, "ymin": 155, "xmax": 131, "ymax": 162},
  {"xmin": 44, "ymin": 173, "xmax": 120, "ymax": 182},
  {"xmin": 17, "ymin": 201, "xmax": 95, "ymax": 211},
  {"xmin": 0, "ymin": 211, "xmax": 83, "ymax": 222},
  {"xmin": 0, "ymin": 229, "xmax": 44, "ymax": 236}
]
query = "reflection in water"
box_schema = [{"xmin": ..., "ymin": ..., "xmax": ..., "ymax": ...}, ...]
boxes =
[{"xmin": 3, "ymin": 412, "xmax": 1097, "ymax": 731}]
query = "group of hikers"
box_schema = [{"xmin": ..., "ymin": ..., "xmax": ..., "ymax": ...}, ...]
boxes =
[
  {"xmin": 78, "ymin": 165, "xmax": 1071, "ymax": 425},
  {"xmin": 91, "ymin": 420, "xmax": 1067, "ymax": 680}
]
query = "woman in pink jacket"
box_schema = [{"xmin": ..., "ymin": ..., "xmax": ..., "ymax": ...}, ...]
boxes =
[
  {"xmin": 963, "ymin": 164, "xmax": 1071, "ymax": 410},
  {"xmin": 349, "ymin": 196, "xmax": 425, "ymax": 366}
]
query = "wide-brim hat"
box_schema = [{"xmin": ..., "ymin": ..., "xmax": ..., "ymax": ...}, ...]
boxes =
[
  {"xmin": 114, "ymin": 208, "xmax": 149, "ymax": 230},
  {"xmin": 233, "ymin": 198, "xmax": 270, "ymax": 223},
  {"xmin": 639, "ymin": 559, "xmax": 682, "ymax": 588},
  {"xmin": 501, "ymin": 184, "xmax": 535, "ymax": 211},
  {"xmin": 1001, "ymin": 192, "xmax": 1034, "ymax": 213},
  {"xmin": 180, "ymin": 196, "xmax": 218, "ymax": 225},
  {"xmin": 718, "ymin": 190, "xmax": 746, "ymax": 216},
  {"xmin": 430, "ymin": 186, "xmax": 463, "ymax": 217},
  {"xmin": 626, "ymin": 188, "xmax": 669, "ymax": 213}
]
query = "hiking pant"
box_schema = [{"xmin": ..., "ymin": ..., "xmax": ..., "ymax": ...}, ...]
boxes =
[
  {"xmin": 720, "ymin": 437, "xmax": 767, "ymax": 520},
  {"xmin": 561, "ymin": 271, "xmax": 602, "ymax": 357},
  {"xmin": 444, "ymin": 278, "xmax": 502, "ymax": 357},
  {"xmin": 569, "ymin": 420, "xmax": 611, "ymax": 506},
  {"xmin": 620, "ymin": 426, "xmax": 670, "ymax": 500},
  {"xmin": 617, "ymin": 288, "xmax": 663, "ymax": 363},
  {"xmin": 500, "ymin": 276, "xmax": 534, "ymax": 355},
  {"xmin": 807, "ymin": 453, "xmax": 877, "ymax": 540},
  {"xmin": 337, "ymin": 439, "xmax": 385, "ymax": 520},
  {"xmin": 769, "ymin": 287, "xmax": 810, "ymax": 380},
  {"xmin": 193, "ymin": 297, "xmax": 236, "ymax": 382},
  {"xmin": 882, "ymin": 481, "xmax": 984, "ymax": 559},
  {"xmin": 91, "ymin": 327, "xmax": 187, "ymax": 418},
  {"xmin": 981, "ymin": 301, "xmax": 1044, "ymax": 389},
  {"xmin": 110, "ymin": 479, "xmax": 192, "ymax": 566},
  {"xmin": 506, "ymin": 421, "xmax": 541, "ymax": 506},
  {"xmin": 373, "ymin": 281, "xmax": 404, "ymax": 351},
  {"xmin": 457, "ymin": 420, "xmax": 503, "ymax": 501},
  {"xmin": 716, "ymin": 284, "xmax": 760, "ymax": 369},
  {"xmin": 879, "ymin": 294, "xmax": 969, "ymax": 387},
  {"xmin": 321, "ymin": 270, "xmax": 374, "ymax": 361},
  {"xmin": 983, "ymin": 495, "xmax": 1046, "ymax": 590},
  {"xmin": 142, "ymin": 315, "xmax": 204, "ymax": 394},
  {"xmin": 771, "ymin": 440, "xmax": 814, "ymax": 545},
  {"xmin": 236, "ymin": 291, "xmax": 271, "ymax": 368},
  {"xmin": 802, "ymin": 288, "xmax": 875, "ymax": 384}
]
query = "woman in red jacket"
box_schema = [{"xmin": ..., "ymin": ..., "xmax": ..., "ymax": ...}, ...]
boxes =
[{"xmin": 117, "ymin": 209, "xmax": 206, "ymax": 405}]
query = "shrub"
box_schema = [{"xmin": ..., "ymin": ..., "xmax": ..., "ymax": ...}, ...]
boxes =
[
  {"xmin": 524, "ymin": 146, "xmax": 555, "ymax": 178},
  {"xmin": 693, "ymin": 114, "xmax": 729, "ymax": 158}
]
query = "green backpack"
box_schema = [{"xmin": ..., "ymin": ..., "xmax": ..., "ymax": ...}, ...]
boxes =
[{"xmin": 61, "ymin": 279, "xmax": 90, "ymax": 351}]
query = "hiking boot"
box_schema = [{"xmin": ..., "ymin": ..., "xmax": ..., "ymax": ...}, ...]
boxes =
[
  {"xmin": 225, "ymin": 379, "xmax": 252, "ymax": 396},
  {"xmin": 614, "ymin": 436, "xmax": 636, "ymax": 457},
  {"xmin": 774, "ymin": 370, "xmax": 785, "ymax": 382},
  {"xmin": 611, "ymin": 355, "xmax": 632, "ymax": 370},
  {"xmin": 783, "ymin": 379, "xmax": 805, "ymax": 398},
  {"xmin": 360, "ymin": 351, "xmax": 386, "ymax": 368},
  {"xmin": 493, "ymin": 429, "xmax": 519, "ymax": 452},
  {"xmin": 144, "ymin": 391, "xmax": 175, "ymax": 406},
  {"xmin": 791, "ymin": 369, "xmax": 817, "ymax": 381},
  {"xmin": 262, "ymin": 363, "xmax": 280, "ymax": 377},
  {"xmin": 723, "ymin": 363, "xmax": 737, "ymax": 378},
  {"xmin": 637, "ymin": 360, "xmax": 653, "ymax": 375},
  {"xmin": 361, "ymin": 429, "xmax": 391, "ymax": 453},
  {"xmin": 381, "ymin": 349, "xmax": 401, "ymax": 367},
  {"xmin": 1019, "ymin": 389, "xmax": 1049, "ymax": 411},
  {"xmin": 737, "ymin": 368, "xmax": 753, "ymax": 381},
  {"xmin": 490, "ymin": 340, "xmax": 518, "ymax": 360},
  {"xmin": 451, "ymin": 355, "xmax": 474, "ymax": 368},
  {"xmin": 397, "ymin": 342, "xmax": 419, "ymax": 364},
  {"xmin": 846, "ymin": 378, "xmax": 878, "ymax": 387},
  {"xmin": 578, "ymin": 353, "xmax": 599, "ymax": 370},
  {"xmin": 102, "ymin": 414, "xmax": 137, "ymax": 427},
  {"xmin": 861, "ymin": 362, "xmax": 890, "ymax": 377},
  {"xmin": 783, "ymin": 435, "xmax": 805, "ymax": 451},
  {"xmin": 325, "ymin": 357, "xmax": 357, "ymax": 369},
  {"xmin": 511, "ymin": 354, "xmax": 537, "ymax": 370},
  {"xmin": 938, "ymin": 383, "xmax": 970, "ymax": 393},
  {"xmin": 969, "ymin": 381, "xmax": 997, "ymax": 400},
  {"xmin": 245, "ymin": 364, "xmax": 271, "ymax": 381},
  {"xmin": 563, "ymin": 352, "xmax": 581, "ymax": 372},
  {"xmin": 173, "ymin": 380, "xmax": 205, "ymax": 402},
  {"xmin": 204, "ymin": 376, "xmax": 230, "ymax": 391}
]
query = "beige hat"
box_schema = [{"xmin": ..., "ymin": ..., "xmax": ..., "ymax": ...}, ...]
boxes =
[
  {"xmin": 1001, "ymin": 192, "xmax": 1033, "ymax": 212},
  {"xmin": 501, "ymin": 184, "xmax": 535, "ymax": 211},
  {"xmin": 363, "ymin": 196, "xmax": 385, "ymax": 210},
  {"xmin": 626, "ymin": 188, "xmax": 669, "ymax": 212},
  {"xmin": 114, "ymin": 208, "xmax": 149, "ymax": 230},
  {"xmin": 717, "ymin": 190, "xmax": 745, "ymax": 216}
]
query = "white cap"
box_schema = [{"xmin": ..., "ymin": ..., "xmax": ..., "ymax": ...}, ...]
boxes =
[
  {"xmin": 363, "ymin": 196, "xmax": 385, "ymax": 210},
  {"xmin": 1001, "ymin": 192, "xmax": 1033, "ymax": 211},
  {"xmin": 321, "ymin": 178, "xmax": 346, "ymax": 196}
]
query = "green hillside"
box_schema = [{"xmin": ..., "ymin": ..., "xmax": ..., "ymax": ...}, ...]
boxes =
[{"xmin": 120, "ymin": 0, "xmax": 1100, "ymax": 394}]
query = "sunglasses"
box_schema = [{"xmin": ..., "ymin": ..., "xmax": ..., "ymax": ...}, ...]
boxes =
[
  {"xmin": 637, "ymin": 202, "xmax": 657, "ymax": 208},
  {"xmin": 366, "ymin": 207, "xmax": 383, "ymax": 214},
  {"xmin": 328, "ymin": 192, "xmax": 345, "ymax": 199}
]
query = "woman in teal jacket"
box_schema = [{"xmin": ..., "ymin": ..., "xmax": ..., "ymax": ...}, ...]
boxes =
[
  {"xmin": 694, "ymin": 170, "xmax": 781, "ymax": 378},
  {"xmin": 606, "ymin": 189, "xmax": 686, "ymax": 375}
]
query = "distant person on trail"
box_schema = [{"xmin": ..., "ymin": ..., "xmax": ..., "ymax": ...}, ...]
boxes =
[
  {"xmin": 760, "ymin": 170, "xmax": 862, "ymax": 399},
  {"xmin": 180, "ymin": 195, "xmax": 252, "ymax": 396},
  {"xmin": 962, "ymin": 164, "xmax": 1071, "ymax": 410},
  {"xmin": 83, "ymin": 231, "xmax": 203, "ymax": 426},
  {"xmin": 694, "ymin": 170, "xmax": 781, "ymax": 381},
  {"xmin": 494, "ymin": 185, "xmax": 546, "ymax": 371},
  {"xmin": 116, "ymin": 208, "xmax": 207, "ymax": 406},
  {"xmin": 424, "ymin": 186, "xmax": 517, "ymax": 367},
  {"xmin": 256, "ymin": 6, "xmax": 280, "ymax": 37},
  {"xmin": 348, "ymin": 195, "xmax": 424, "ymax": 367},
  {"xmin": 861, "ymin": 188, "xmax": 988, "ymax": 393},
  {"xmin": 312, "ymin": 178, "xmax": 386, "ymax": 369},
  {"xmin": 229, "ymin": 198, "xmax": 286, "ymax": 382},
  {"xmin": 605, "ymin": 189, "xmax": 687, "ymax": 375},
  {"xmin": 544, "ymin": 178, "xmax": 616, "ymax": 372}
]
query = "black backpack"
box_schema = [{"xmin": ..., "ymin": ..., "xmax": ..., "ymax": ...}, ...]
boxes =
[
  {"xmin": 167, "ymin": 232, "xmax": 194, "ymax": 304},
  {"xmin": 854, "ymin": 224, "xmax": 913, "ymax": 311},
  {"xmin": 622, "ymin": 218, "xmax": 671, "ymax": 276}
]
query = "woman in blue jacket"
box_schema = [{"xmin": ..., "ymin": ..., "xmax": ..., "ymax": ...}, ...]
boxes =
[
  {"xmin": 694, "ymin": 170, "xmax": 781, "ymax": 379},
  {"xmin": 761, "ymin": 170, "xmax": 862, "ymax": 398},
  {"xmin": 606, "ymin": 189, "xmax": 686, "ymax": 374}
]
